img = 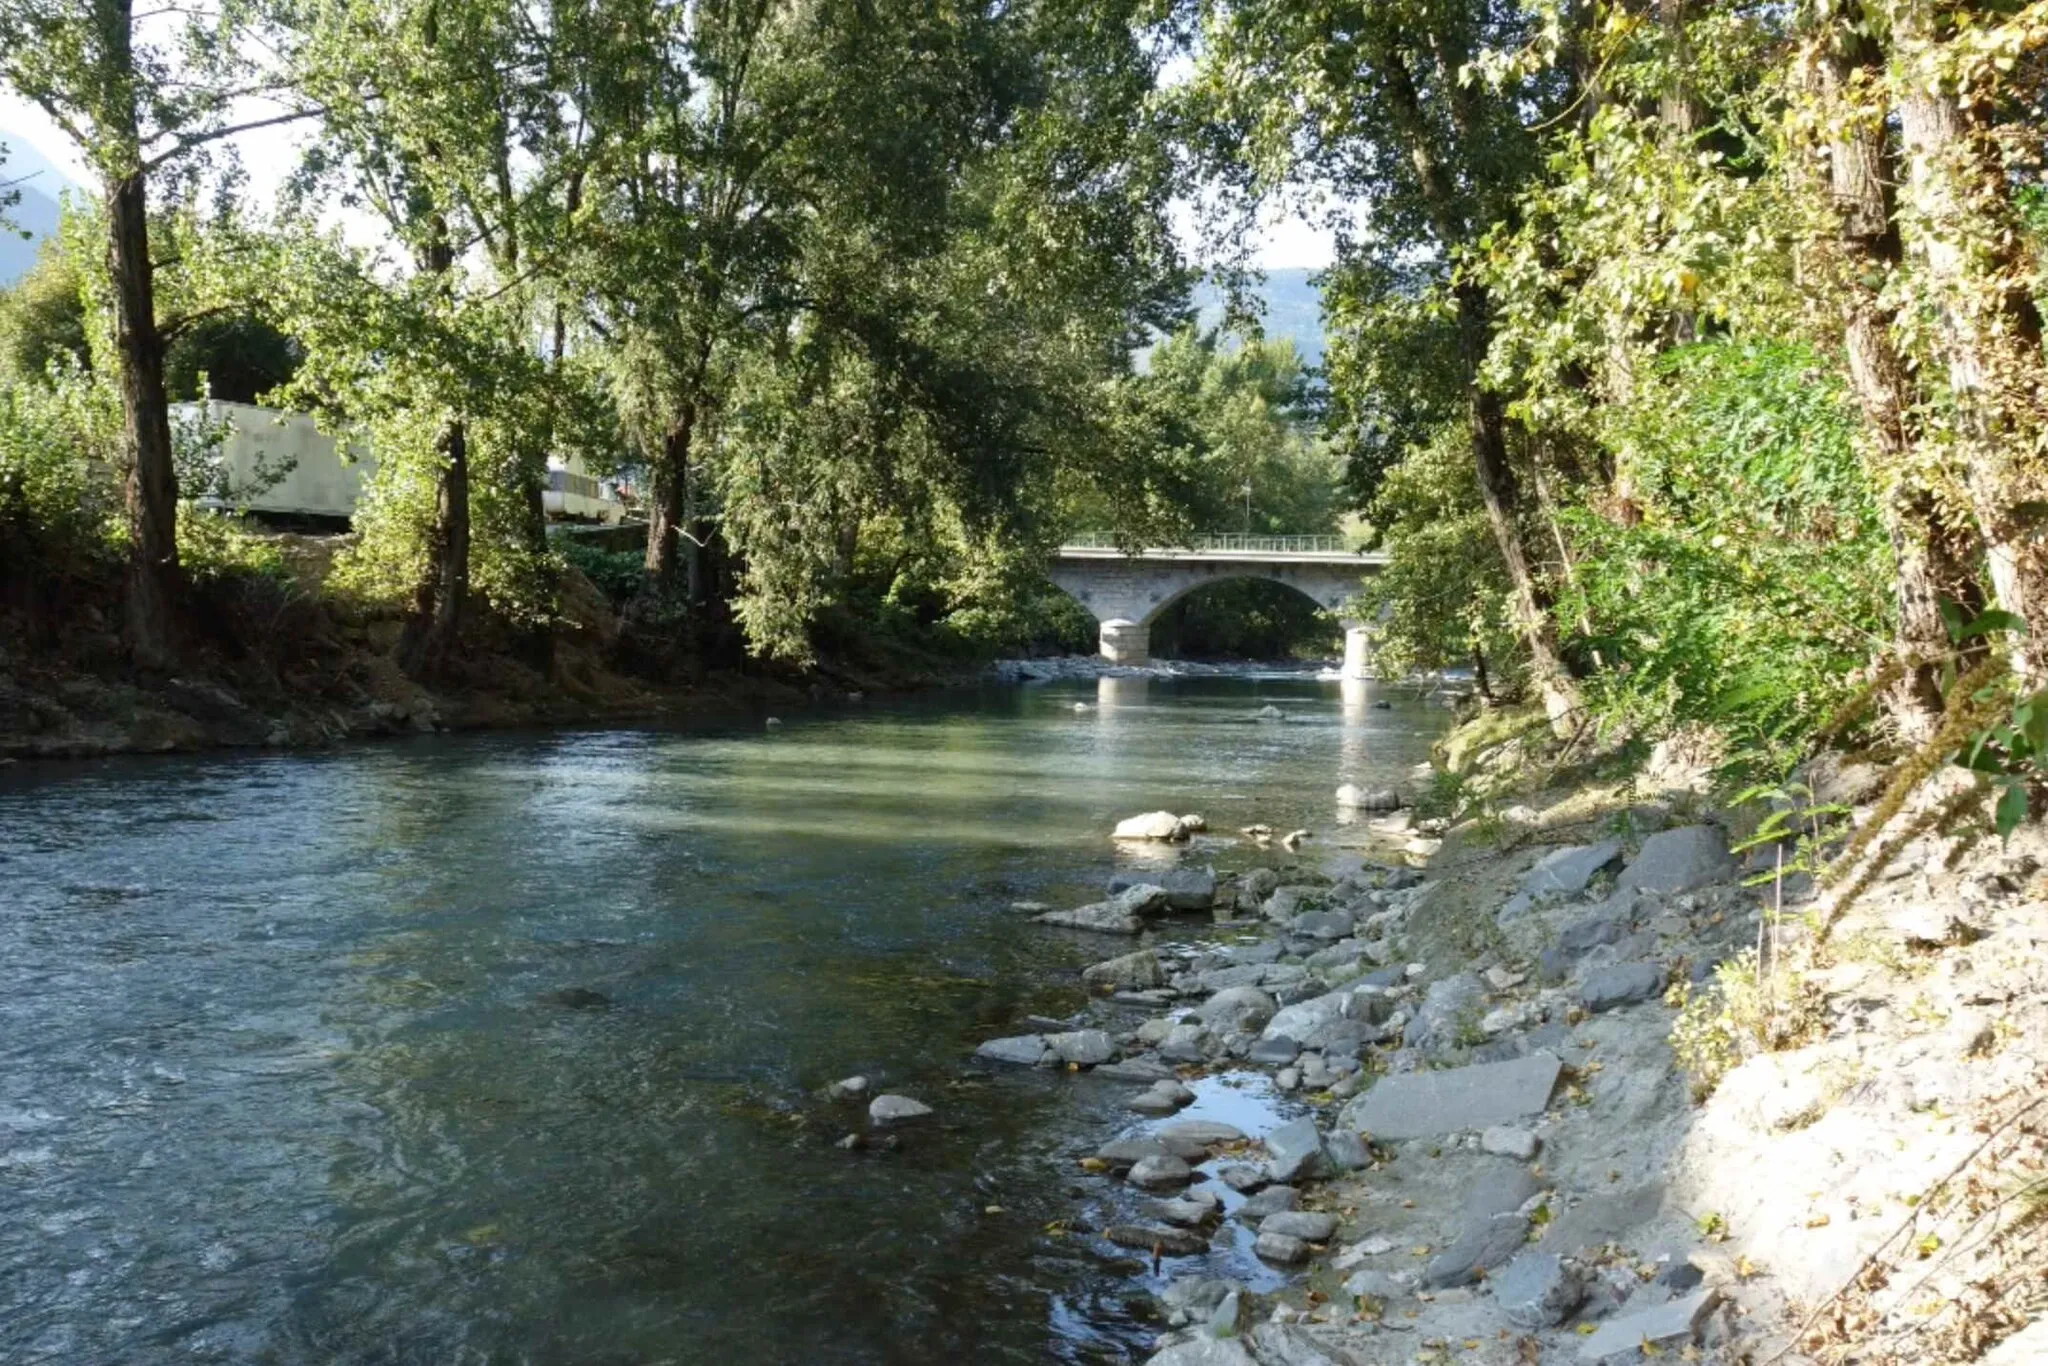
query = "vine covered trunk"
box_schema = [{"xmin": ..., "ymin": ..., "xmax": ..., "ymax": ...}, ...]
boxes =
[{"xmin": 107, "ymin": 165, "xmax": 180, "ymax": 665}]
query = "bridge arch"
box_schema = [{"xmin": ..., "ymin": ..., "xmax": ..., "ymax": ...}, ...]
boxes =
[{"xmin": 1045, "ymin": 536, "xmax": 1385, "ymax": 678}]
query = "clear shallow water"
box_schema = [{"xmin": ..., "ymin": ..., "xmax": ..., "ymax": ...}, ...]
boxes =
[{"xmin": 0, "ymin": 675, "xmax": 1444, "ymax": 1364}]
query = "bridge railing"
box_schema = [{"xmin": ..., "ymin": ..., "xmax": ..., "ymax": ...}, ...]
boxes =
[{"xmin": 1060, "ymin": 531, "xmax": 1358, "ymax": 555}]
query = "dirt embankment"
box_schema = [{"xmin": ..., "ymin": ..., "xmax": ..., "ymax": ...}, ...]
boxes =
[{"xmin": 0, "ymin": 543, "xmax": 963, "ymax": 762}]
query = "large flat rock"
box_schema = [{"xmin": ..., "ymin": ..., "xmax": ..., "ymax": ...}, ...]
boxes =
[
  {"xmin": 1616, "ymin": 824, "xmax": 1735, "ymax": 894},
  {"xmin": 1578, "ymin": 1289, "xmax": 1720, "ymax": 1362},
  {"xmin": 1522, "ymin": 840, "xmax": 1623, "ymax": 898},
  {"xmin": 1340, "ymin": 1051, "xmax": 1563, "ymax": 1140}
]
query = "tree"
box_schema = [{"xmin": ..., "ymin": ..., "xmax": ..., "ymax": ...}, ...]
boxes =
[
  {"xmin": 0, "ymin": 0, "xmax": 308, "ymax": 663},
  {"xmin": 287, "ymin": 0, "xmax": 584, "ymax": 676},
  {"xmin": 1177, "ymin": 0, "xmax": 1584, "ymax": 726},
  {"xmin": 572, "ymin": 0, "xmax": 1187, "ymax": 659}
]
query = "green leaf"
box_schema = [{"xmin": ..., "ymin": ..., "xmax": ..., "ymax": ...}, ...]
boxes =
[
  {"xmin": 1957, "ymin": 609, "xmax": 2028, "ymax": 640},
  {"xmin": 1995, "ymin": 782, "xmax": 2028, "ymax": 839}
]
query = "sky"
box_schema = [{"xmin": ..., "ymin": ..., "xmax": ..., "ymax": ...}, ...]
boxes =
[{"xmin": 2, "ymin": 92, "xmax": 1338, "ymax": 272}]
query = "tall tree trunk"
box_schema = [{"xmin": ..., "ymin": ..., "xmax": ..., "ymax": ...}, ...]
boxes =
[
  {"xmin": 1458, "ymin": 285, "xmax": 1581, "ymax": 727},
  {"xmin": 109, "ymin": 168, "xmax": 180, "ymax": 666},
  {"xmin": 106, "ymin": 167, "xmax": 180, "ymax": 662},
  {"xmin": 397, "ymin": 221, "xmax": 469, "ymax": 679},
  {"xmin": 1379, "ymin": 40, "xmax": 1582, "ymax": 729},
  {"xmin": 1809, "ymin": 4, "xmax": 1971, "ymax": 738},
  {"xmin": 1468, "ymin": 372, "xmax": 1581, "ymax": 726},
  {"xmin": 1890, "ymin": 0, "xmax": 2048, "ymax": 680},
  {"xmin": 642, "ymin": 404, "xmax": 694, "ymax": 600}
]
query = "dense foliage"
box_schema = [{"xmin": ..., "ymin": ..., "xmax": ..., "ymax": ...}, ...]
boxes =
[{"xmin": 5, "ymin": 0, "xmax": 2048, "ymax": 816}]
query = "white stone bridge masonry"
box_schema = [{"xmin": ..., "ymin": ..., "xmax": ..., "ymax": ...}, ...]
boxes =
[{"xmin": 1047, "ymin": 534, "xmax": 1388, "ymax": 678}]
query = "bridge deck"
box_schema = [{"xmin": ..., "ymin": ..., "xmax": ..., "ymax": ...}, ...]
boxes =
[{"xmin": 1054, "ymin": 541, "xmax": 1387, "ymax": 568}]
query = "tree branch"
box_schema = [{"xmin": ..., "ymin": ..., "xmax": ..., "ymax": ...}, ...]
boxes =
[{"xmin": 144, "ymin": 107, "xmax": 326, "ymax": 173}]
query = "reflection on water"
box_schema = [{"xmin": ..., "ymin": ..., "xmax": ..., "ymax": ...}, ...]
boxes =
[{"xmin": 0, "ymin": 676, "xmax": 1442, "ymax": 1364}]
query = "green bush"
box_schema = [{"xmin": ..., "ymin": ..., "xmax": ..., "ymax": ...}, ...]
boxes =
[
  {"xmin": 0, "ymin": 360, "xmax": 122, "ymax": 566},
  {"xmin": 558, "ymin": 538, "xmax": 646, "ymax": 604},
  {"xmin": 1560, "ymin": 340, "xmax": 1891, "ymax": 769}
]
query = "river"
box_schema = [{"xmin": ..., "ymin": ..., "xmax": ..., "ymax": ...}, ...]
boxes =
[{"xmin": 0, "ymin": 674, "xmax": 1445, "ymax": 1364}]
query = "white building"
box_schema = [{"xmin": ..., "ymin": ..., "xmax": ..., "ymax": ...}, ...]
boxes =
[{"xmin": 172, "ymin": 401, "xmax": 627, "ymax": 525}]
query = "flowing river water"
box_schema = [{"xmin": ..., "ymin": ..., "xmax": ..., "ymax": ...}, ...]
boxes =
[{"xmin": 0, "ymin": 674, "xmax": 1445, "ymax": 1364}]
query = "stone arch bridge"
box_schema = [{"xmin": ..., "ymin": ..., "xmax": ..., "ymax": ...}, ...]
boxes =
[{"xmin": 1048, "ymin": 534, "xmax": 1388, "ymax": 677}]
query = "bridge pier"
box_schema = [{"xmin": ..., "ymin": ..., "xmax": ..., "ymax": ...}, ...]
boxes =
[
  {"xmin": 1098, "ymin": 619, "xmax": 1150, "ymax": 666},
  {"xmin": 1341, "ymin": 621, "xmax": 1372, "ymax": 681}
]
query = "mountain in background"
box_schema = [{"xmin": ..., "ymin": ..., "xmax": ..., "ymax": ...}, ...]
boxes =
[
  {"xmin": 1191, "ymin": 266, "xmax": 1326, "ymax": 367},
  {"xmin": 1, "ymin": 135, "xmax": 76, "ymax": 284}
]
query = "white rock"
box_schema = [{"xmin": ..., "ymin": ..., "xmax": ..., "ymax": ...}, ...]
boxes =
[
  {"xmin": 1480, "ymin": 1125, "xmax": 1541, "ymax": 1160},
  {"xmin": 1114, "ymin": 810, "xmax": 1188, "ymax": 842},
  {"xmin": 868, "ymin": 1094, "xmax": 933, "ymax": 1125}
]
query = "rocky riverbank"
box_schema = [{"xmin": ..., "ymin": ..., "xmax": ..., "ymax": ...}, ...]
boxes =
[{"xmin": 814, "ymin": 725, "xmax": 2048, "ymax": 1364}]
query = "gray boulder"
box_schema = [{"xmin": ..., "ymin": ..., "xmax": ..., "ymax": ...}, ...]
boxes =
[
  {"xmin": 1491, "ymin": 1251, "xmax": 1583, "ymax": 1329},
  {"xmin": 1557, "ymin": 900, "xmax": 1634, "ymax": 956},
  {"xmin": 1113, "ymin": 866, "xmax": 1218, "ymax": 911},
  {"xmin": 1158, "ymin": 1274, "xmax": 1243, "ymax": 1324},
  {"xmin": 1254, "ymin": 1231, "xmax": 1310, "ymax": 1264},
  {"xmin": 1145, "ymin": 1340, "xmax": 1259, "ymax": 1366},
  {"xmin": 1046, "ymin": 1029, "xmax": 1118, "ymax": 1065},
  {"xmin": 1523, "ymin": 840, "xmax": 1624, "ymax": 898},
  {"xmin": 1158, "ymin": 1023, "xmax": 1215, "ymax": 1063},
  {"xmin": 1340, "ymin": 1052, "xmax": 1563, "ymax": 1140},
  {"xmin": 1480, "ymin": 1125, "xmax": 1541, "ymax": 1160},
  {"xmin": 976, "ymin": 1034, "xmax": 1051, "ymax": 1066},
  {"xmin": 1578, "ymin": 1290, "xmax": 1721, "ymax": 1362},
  {"xmin": 1082, "ymin": 948, "xmax": 1167, "ymax": 990},
  {"xmin": 1260, "ymin": 1210, "xmax": 1338, "ymax": 1242},
  {"xmin": 1096, "ymin": 1137, "xmax": 1174, "ymax": 1169},
  {"xmin": 1129, "ymin": 1088, "xmax": 1188, "ymax": 1116},
  {"xmin": 1291, "ymin": 909, "xmax": 1356, "ymax": 941},
  {"xmin": 1423, "ymin": 1214, "xmax": 1530, "ymax": 1287},
  {"xmin": 1235, "ymin": 1186, "xmax": 1299, "ymax": 1220},
  {"xmin": 1128, "ymin": 1153, "xmax": 1195, "ymax": 1190},
  {"xmin": 1157, "ymin": 1119, "xmax": 1247, "ymax": 1146},
  {"xmin": 1036, "ymin": 900, "xmax": 1144, "ymax": 934},
  {"xmin": 1263, "ymin": 1116, "xmax": 1327, "ymax": 1183},
  {"xmin": 1616, "ymin": 824, "xmax": 1735, "ymax": 894},
  {"xmin": 1324, "ymin": 1129, "xmax": 1371, "ymax": 1171},
  {"xmin": 1262, "ymin": 988, "xmax": 1348, "ymax": 1043},
  {"xmin": 1248, "ymin": 1035, "xmax": 1301, "ymax": 1066},
  {"xmin": 1098, "ymin": 1057, "xmax": 1177, "ymax": 1083},
  {"xmin": 1196, "ymin": 986, "xmax": 1278, "ymax": 1033},
  {"xmin": 1581, "ymin": 961, "xmax": 1666, "ymax": 1013},
  {"xmin": 1260, "ymin": 886, "xmax": 1324, "ymax": 921},
  {"xmin": 1405, "ymin": 972, "xmax": 1487, "ymax": 1056}
]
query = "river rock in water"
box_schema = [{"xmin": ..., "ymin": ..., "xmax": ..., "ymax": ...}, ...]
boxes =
[
  {"xmin": 1114, "ymin": 811, "xmax": 1189, "ymax": 842},
  {"xmin": 976, "ymin": 1034, "xmax": 1051, "ymax": 1066},
  {"xmin": 1081, "ymin": 948, "xmax": 1166, "ymax": 990},
  {"xmin": 1045, "ymin": 1029, "xmax": 1117, "ymax": 1066},
  {"xmin": 868, "ymin": 1094, "xmax": 933, "ymax": 1126}
]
